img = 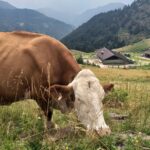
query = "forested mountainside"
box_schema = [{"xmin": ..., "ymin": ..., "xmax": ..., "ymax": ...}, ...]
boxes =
[{"xmin": 62, "ymin": 0, "xmax": 150, "ymax": 52}]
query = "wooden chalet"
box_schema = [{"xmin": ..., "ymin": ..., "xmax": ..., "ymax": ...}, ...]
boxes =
[{"xmin": 96, "ymin": 47, "xmax": 133, "ymax": 65}]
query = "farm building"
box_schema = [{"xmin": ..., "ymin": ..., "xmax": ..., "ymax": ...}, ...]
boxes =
[
  {"xmin": 96, "ymin": 47, "xmax": 133, "ymax": 65},
  {"xmin": 143, "ymin": 50, "xmax": 150, "ymax": 58}
]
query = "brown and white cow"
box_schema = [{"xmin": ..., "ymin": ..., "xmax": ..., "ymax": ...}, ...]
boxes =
[{"xmin": 0, "ymin": 31, "xmax": 113, "ymax": 136}]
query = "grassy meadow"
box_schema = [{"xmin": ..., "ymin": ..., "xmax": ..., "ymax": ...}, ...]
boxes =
[
  {"xmin": 114, "ymin": 38, "xmax": 150, "ymax": 66},
  {"xmin": 0, "ymin": 65, "xmax": 150, "ymax": 150},
  {"xmin": 71, "ymin": 50, "xmax": 95, "ymax": 59},
  {"xmin": 114, "ymin": 39, "xmax": 150, "ymax": 53}
]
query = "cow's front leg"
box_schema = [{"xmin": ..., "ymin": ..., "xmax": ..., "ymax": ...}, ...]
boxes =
[
  {"xmin": 45, "ymin": 107, "xmax": 55, "ymax": 129},
  {"xmin": 36, "ymin": 100, "xmax": 55, "ymax": 130}
]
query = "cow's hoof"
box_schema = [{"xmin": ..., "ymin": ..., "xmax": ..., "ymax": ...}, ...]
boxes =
[
  {"xmin": 97, "ymin": 128, "xmax": 111, "ymax": 137},
  {"xmin": 47, "ymin": 122, "xmax": 59, "ymax": 129}
]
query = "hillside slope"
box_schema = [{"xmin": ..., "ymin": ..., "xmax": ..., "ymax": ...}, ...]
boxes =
[
  {"xmin": 38, "ymin": 8, "xmax": 77, "ymax": 26},
  {"xmin": 62, "ymin": 0, "xmax": 150, "ymax": 52},
  {"xmin": 74, "ymin": 3, "xmax": 125, "ymax": 26},
  {"xmin": 114, "ymin": 38, "xmax": 150, "ymax": 53},
  {"xmin": 38, "ymin": 3, "xmax": 124, "ymax": 27},
  {"xmin": 0, "ymin": 0, "xmax": 16, "ymax": 9}
]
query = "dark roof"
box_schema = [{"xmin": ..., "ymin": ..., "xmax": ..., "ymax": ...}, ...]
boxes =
[
  {"xmin": 96, "ymin": 47, "xmax": 114, "ymax": 61},
  {"xmin": 112, "ymin": 51, "xmax": 132, "ymax": 63},
  {"xmin": 96, "ymin": 47, "xmax": 133, "ymax": 64}
]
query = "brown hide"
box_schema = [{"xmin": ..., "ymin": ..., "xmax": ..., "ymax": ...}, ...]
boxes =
[{"xmin": 0, "ymin": 31, "xmax": 80, "ymax": 114}]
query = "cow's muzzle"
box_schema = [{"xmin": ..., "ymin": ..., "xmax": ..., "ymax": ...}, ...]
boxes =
[{"xmin": 96, "ymin": 127, "xmax": 111, "ymax": 137}]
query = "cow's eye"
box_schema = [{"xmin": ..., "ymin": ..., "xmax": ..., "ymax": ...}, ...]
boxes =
[{"xmin": 71, "ymin": 76, "xmax": 75, "ymax": 81}]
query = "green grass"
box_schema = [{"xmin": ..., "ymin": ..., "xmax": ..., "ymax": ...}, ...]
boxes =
[
  {"xmin": 0, "ymin": 100, "xmax": 44, "ymax": 150},
  {"xmin": 114, "ymin": 38, "xmax": 150, "ymax": 53},
  {"xmin": 71, "ymin": 49, "xmax": 95, "ymax": 59},
  {"xmin": 136, "ymin": 64, "xmax": 150, "ymax": 70},
  {"xmin": 0, "ymin": 67, "xmax": 150, "ymax": 149},
  {"xmin": 113, "ymin": 38, "xmax": 150, "ymax": 66}
]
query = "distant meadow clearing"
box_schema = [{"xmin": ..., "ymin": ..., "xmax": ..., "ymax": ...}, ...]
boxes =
[{"xmin": 0, "ymin": 66, "xmax": 150, "ymax": 150}]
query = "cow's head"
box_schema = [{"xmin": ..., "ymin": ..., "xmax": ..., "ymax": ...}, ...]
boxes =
[
  {"xmin": 50, "ymin": 69, "xmax": 113, "ymax": 136},
  {"xmin": 50, "ymin": 84, "xmax": 75, "ymax": 113}
]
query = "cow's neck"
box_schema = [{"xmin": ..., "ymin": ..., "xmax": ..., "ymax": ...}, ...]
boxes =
[{"xmin": 52, "ymin": 52, "xmax": 80, "ymax": 85}]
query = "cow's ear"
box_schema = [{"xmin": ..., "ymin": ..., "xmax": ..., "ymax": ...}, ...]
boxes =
[
  {"xmin": 102, "ymin": 84, "xmax": 114, "ymax": 93},
  {"xmin": 50, "ymin": 84, "xmax": 73, "ymax": 99},
  {"xmin": 49, "ymin": 84, "xmax": 74, "ymax": 113}
]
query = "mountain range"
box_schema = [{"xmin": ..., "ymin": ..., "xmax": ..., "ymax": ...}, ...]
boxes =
[
  {"xmin": 73, "ymin": 3, "xmax": 125, "ymax": 26},
  {"xmin": 62, "ymin": 0, "xmax": 150, "ymax": 52},
  {"xmin": 38, "ymin": 3, "xmax": 125, "ymax": 27},
  {"xmin": 0, "ymin": 0, "xmax": 16, "ymax": 9},
  {"xmin": 0, "ymin": 0, "xmax": 74, "ymax": 39}
]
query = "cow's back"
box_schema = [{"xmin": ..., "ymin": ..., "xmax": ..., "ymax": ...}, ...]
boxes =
[{"xmin": 0, "ymin": 31, "xmax": 42, "ymax": 51}]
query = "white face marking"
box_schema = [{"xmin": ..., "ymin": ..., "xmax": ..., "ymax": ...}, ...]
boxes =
[{"xmin": 69, "ymin": 69, "xmax": 110, "ymax": 131}]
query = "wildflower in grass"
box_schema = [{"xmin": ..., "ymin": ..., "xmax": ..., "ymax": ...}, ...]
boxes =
[{"xmin": 37, "ymin": 116, "xmax": 41, "ymax": 120}]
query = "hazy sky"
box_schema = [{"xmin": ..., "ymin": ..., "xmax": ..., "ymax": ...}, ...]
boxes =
[{"xmin": 4, "ymin": 0, "xmax": 135, "ymax": 12}]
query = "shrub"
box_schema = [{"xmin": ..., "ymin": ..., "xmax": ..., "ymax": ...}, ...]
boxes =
[
  {"xmin": 76, "ymin": 55, "xmax": 84, "ymax": 64},
  {"xmin": 104, "ymin": 89, "xmax": 128, "ymax": 107}
]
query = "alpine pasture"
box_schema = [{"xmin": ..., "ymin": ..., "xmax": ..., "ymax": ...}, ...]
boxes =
[{"xmin": 0, "ymin": 63, "xmax": 150, "ymax": 150}]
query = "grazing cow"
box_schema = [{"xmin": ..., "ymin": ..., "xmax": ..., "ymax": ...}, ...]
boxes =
[{"xmin": 0, "ymin": 31, "xmax": 113, "ymax": 136}]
